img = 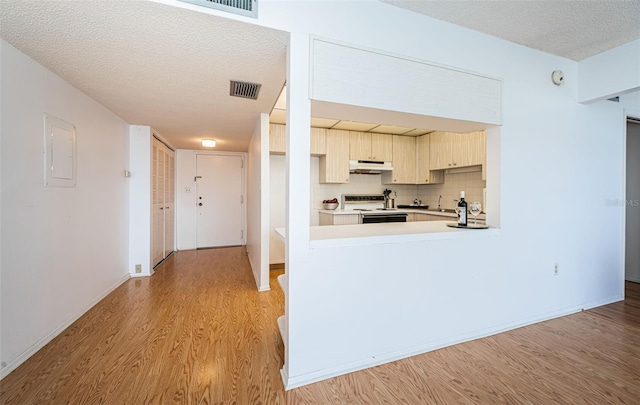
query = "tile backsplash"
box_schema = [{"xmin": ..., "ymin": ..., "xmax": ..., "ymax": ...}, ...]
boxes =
[
  {"xmin": 311, "ymin": 158, "xmax": 486, "ymax": 214},
  {"xmin": 418, "ymin": 169, "xmax": 485, "ymax": 211}
]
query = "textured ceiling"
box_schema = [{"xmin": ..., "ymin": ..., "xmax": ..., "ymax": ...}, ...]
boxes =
[
  {"xmin": 0, "ymin": 0, "xmax": 288, "ymax": 151},
  {"xmin": 2, "ymin": 1, "xmax": 638, "ymax": 153},
  {"xmin": 382, "ymin": 0, "xmax": 640, "ymax": 61}
]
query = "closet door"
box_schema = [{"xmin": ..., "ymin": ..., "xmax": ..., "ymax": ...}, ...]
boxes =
[
  {"xmin": 151, "ymin": 141, "xmax": 165, "ymax": 267},
  {"xmin": 163, "ymin": 149, "xmax": 175, "ymax": 258},
  {"xmin": 151, "ymin": 138, "xmax": 174, "ymax": 268}
]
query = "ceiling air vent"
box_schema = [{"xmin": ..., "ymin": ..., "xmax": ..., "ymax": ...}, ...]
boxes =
[
  {"xmin": 179, "ymin": 0, "xmax": 257, "ymax": 18},
  {"xmin": 230, "ymin": 80, "xmax": 261, "ymax": 100}
]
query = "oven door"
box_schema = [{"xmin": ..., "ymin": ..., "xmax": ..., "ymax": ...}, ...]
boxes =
[{"xmin": 361, "ymin": 213, "xmax": 408, "ymax": 224}]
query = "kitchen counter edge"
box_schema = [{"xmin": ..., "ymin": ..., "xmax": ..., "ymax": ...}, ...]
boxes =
[{"xmin": 274, "ymin": 221, "xmax": 499, "ymax": 248}]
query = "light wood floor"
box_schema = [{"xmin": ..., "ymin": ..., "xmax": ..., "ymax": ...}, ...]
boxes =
[{"xmin": 1, "ymin": 248, "xmax": 639, "ymax": 404}]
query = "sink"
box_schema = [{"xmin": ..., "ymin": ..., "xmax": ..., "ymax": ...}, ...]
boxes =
[{"xmin": 427, "ymin": 208, "xmax": 457, "ymax": 214}]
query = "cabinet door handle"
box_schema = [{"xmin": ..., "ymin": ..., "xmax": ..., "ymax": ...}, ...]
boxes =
[{"xmin": 160, "ymin": 207, "xmax": 164, "ymax": 210}]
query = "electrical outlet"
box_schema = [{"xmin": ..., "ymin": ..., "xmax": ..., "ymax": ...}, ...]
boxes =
[
  {"xmin": 554, "ymin": 263, "xmax": 559, "ymax": 276},
  {"xmin": 185, "ymin": 187, "xmax": 192, "ymax": 193},
  {"xmin": 135, "ymin": 264, "xmax": 142, "ymax": 274}
]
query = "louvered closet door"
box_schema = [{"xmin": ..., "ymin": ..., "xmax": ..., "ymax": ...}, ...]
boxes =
[
  {"xmin": 151, "ymin": 138, "xmax": 175, "ymax": 268},
  {"xmin": 151, "ymin": 141, "xmax": 164, "ymax": 267},
  {"xmin": 163, "ymin": 150, "xmax": 175, "ymax": 258}
]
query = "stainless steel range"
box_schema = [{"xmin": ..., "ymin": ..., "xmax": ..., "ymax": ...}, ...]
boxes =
[{"xmin": 341, "ymin": 194, "xmax": 408, "ymax": 224}]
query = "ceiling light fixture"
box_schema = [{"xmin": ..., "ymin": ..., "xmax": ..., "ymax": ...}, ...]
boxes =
[{"xmin": 202, "ymin": 139, "xmax": 216, "ymax": 147}]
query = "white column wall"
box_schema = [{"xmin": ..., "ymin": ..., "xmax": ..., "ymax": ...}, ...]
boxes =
[
  {"xmin": 128, "ymin": 125, "xmax": 152, "ymax": 276},
  {"xmin": 283, "ymin": 32, "xmax": 312, "ymax": 381},
  {"xmin": 247, "ymin": 113, "xmax": 271, "ymax": 291}
]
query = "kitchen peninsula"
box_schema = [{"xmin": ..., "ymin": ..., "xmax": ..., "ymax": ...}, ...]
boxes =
[
  {"xmin": 275, "ymin": 219, "xmax": 498, "ymax": 249},
  {"xmin": 319, "ymin": 206, "xmax": 486, "ymax": 225}
]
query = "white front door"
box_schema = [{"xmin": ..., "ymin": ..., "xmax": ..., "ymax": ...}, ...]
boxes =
[{"xmin": 196, "ymin": 154, "xmax": 244, "ymax": 248}]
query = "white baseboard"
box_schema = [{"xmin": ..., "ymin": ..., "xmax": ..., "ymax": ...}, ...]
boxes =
[
  {"xmin": 247, "ymin": 253, "xmax": 270, "ymax": 292},
  {"xmin": 282, "ymin": 295, "xmax": 624, "ymax": 390},
  {"xmin": 130, "ymin": 272, "xmax": 152, "ymax": 278},
  {"xmin": 0, "ymin": 273, "xmax": 131, "ymax": 380}
]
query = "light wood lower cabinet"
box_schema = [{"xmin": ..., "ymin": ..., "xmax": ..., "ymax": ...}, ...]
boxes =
[
  {"xmin": 319, "ymin": 212, "xmax": 360, "ymax": 225},
  {"xmin": 382, "ymin": 135, "xmax": 416, "ymax": 184},
  {"xmin": 408, "ymin": 212, "xmax": 448, "ymax": 222},
  {"xmin": 320, "ymin": 129, "xmax": 350, "ymax": 184}
]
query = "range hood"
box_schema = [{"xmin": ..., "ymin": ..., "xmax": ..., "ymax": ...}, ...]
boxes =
[{"xmin": 349, "ymin": 160, "xmax": 394, "ymax": 174}]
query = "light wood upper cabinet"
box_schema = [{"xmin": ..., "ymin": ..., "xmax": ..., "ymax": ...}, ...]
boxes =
[
  {"xmin": 429, "ymin": 130, "xmax": 485, "ymax": 170},
  {"xmin": 270, "ymin": 124, "xmax": 327, "ymax": 156},
  {"xmin": 429, "ymin": 131, "xmax": 455, "ymax": 170},
  {"xmin": 349, "ymin": 131, "xmax": 370, "ymax": 160},
  {"xmin": 382, "ymin": 135, "xmax": 416, "ymax": 184},
  {"xmin": 457, "ymin": 131, "xmax": 485, "ymax": 167},
  {"xmin": 371, "ymin": 133, "xmax": 393, "ymax": 162},
  {"xmin": 349, "ymin": 131, "xmax": 392, "ymax": 161},
  {"xmin": 310, "ymin": 127, "xmax": 326, "ymax": 156},
  {"xmin": 270, "ymin": 123, "xmax": 286, "ymax": 155},
  {"xmin": 320, "ymin": 129, "xmax": 350, "ymax": 183},
  {"xmin": 417, "ymin": 134, "xmax": 444, "ymax": 184}
]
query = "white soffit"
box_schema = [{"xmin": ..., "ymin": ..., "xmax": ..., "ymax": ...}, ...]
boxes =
[
  {"xmin": 381, "ymin": 0, "xmax": 640, "ymax": 61},
  {"xmin": 370, "ymin": 125, "xmax": 416, "ymax": 135},
  {"xmin": 0, "ymin": 0, "xmax": 288, "ymax": 151},
  {"xmin": 331, "ymin": 121, "xmax": 379, "ymax": 131}
]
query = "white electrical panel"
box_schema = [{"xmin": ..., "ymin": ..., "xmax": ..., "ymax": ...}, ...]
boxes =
[{"xmin": 44, "ymin": 114, "xmax": 76, "ymax": 187}]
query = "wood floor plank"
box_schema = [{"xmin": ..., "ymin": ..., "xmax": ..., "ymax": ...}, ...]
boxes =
[{"xmin": 1, "ymin": 249, "xmax": 638, "ymax": 404}]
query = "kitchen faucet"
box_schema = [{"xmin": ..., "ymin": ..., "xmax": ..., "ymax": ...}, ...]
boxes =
[{"xmin": 437, "ymin": 195, "xmax": 442, "ymax": 210}]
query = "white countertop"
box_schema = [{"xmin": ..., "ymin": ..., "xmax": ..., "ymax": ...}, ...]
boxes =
[
  {"xmin": 274, "ymin": 220, "xmax": 499, "ymax": 248},
  {"xmin": 318, "ymin": 208, "xmax": 485, "ymax": 220}
]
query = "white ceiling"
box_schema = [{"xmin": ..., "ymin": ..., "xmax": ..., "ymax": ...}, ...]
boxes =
[
  {"xmin": 0, "ymin": 0, "xmax": 288, "ymax": 151},
  {"xmin": 1, "ymin": 1, "xmax": 638, "ymax": 151},
  {"xmin": 381, "ymin": 0, "xmax": 640, "ymax": 61}
]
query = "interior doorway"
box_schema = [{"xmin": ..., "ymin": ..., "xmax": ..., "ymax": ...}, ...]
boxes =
[
  {"xmin": 626, "ymin": 118, "xmax": 640, "ymax": 283},
  {"xmin": 195, "ymin": 154, "xmax": 245, "ymax": 248}
]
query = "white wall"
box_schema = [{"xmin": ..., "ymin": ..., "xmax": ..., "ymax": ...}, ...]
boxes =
[
  {"xmin": 0, "ymin": 40, "xmax": 130, "ymax": 378},
  {"xmin": 247, "ymin": 114, "xmax": 270, "ymax": 290},
  {"xmin": 175, "ymin": 149, "xmax": 247, "ymax": 250},
  {"xmin": 626, "ymin": 120, "xmax": 640, "ymax": 282},
  {"xmin": 578, "ymin": 39, "xmax": 640, "ymax": 103},
  {"xmin": 250, "ymin": 2, "xmax": 630, "ymax": 389},
  {"xmin": 129, "ymin": 126, "xmax": 152, "ymax": 276}
]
